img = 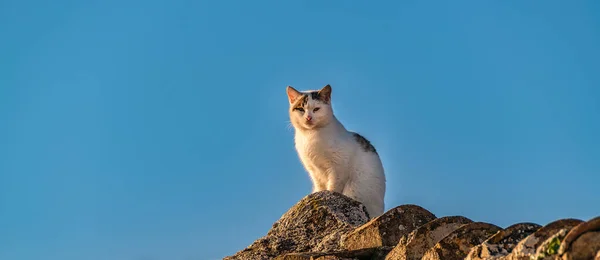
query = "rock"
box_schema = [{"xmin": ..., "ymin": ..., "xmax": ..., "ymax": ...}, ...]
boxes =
[
  {"xmin": 225, "ymin": 191, "xmax": 370, "ymax": 260},
  {"xmin": 533, "ymin": 228, "xmax": 569, "ymax": 260},
  {"xmin": 341, "ymin": 205, "xmax": 437, "ymax": 251},
  {"xmin": 421, "ymin": 222, "xmax": 501, "ymax": 260},
  {"xmin": 506, "ymin": 218, "xmax": 583, "ymax": 260},
  {"xmin": 276, "ymin": 247, "xmax": 394, "ymax": 260},
  {"xmin": 465, "ymin": 222, "xmax": 541, "ymax": 260},
  {"xmin": 559, "ymin": 216, "xmax": 600, "ymax": 256},
  {"xmin": 314, "ymin": 256, "xmax": 355, "ymax": 260},
  {"xmin": 564, "ymin": 231, "xmax": 600, "ymax": 260},
  {"xmin": 385, "ymin": 216, "xmax": 473, "ymax": 260},
  {"xmin": 556, "ymin": 216, "xmax": 600, "ymax": 260},
  {"xmin": 274, "ymin": 253, "xmax": 318, "ymax": 260},
  {"xmin": 224, "ymin": 190, "xmax": 596, "ymax": 260},
  {"xmin": 275, "ymin": 253, "xmax": 355, "ymax": 260}
]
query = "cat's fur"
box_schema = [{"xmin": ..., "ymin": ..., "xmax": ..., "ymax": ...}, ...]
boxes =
[{"xmin": 286, "ymin": 84, "xmax": 386, "ymax": 217}]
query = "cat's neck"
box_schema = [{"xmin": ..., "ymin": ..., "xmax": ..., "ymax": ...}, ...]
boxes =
[{"xmin": 295, "ymin": 115, "xmax": 347, "ymax": 137}]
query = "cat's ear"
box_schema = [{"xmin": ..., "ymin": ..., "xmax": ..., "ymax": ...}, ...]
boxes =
[
  {"xmin": 286, "ymin": 86, "xmax": 302, "ymax": 104},
  {"xmin": 318, "ymin": 84, "xmax": 332, "ymax": 103}
]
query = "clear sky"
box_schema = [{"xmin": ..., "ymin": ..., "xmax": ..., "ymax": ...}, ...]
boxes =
[{"xmin": 1, "ymin": 1, "xmax": 599, "ymax": 259}]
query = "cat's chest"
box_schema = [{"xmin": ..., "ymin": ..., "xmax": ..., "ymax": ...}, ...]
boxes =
[{"xmin": 295, "ymin": 133, "xmax": 348, "ymax": 161}]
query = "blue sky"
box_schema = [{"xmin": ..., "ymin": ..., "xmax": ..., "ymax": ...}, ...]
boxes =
[{"xmin": 1, "ymin": 1, "xmax": 599, "ymax": 259}]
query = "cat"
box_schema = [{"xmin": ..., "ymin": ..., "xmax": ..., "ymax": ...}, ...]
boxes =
[{"xmin": 286, "ymin": 84, "xmax": 386, "ymax": 218}]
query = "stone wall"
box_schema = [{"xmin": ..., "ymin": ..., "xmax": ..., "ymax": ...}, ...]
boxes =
[{"xmin": 224, "ymin": 191, "xmax": 600, "ymax": 260}]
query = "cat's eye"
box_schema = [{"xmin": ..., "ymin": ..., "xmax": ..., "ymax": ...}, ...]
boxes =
[
  {"xmin": 313, "ymin": 107, "xmax": 320, "ymax": 112},
  {"xmin": 295, "ymin": 108, "xmax": 305, "ymax": 112}
]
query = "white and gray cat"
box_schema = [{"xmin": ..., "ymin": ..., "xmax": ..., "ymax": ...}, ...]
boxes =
[{"xmin": 286, "ymin": 84, "xmax": 386, "ymax": 217}]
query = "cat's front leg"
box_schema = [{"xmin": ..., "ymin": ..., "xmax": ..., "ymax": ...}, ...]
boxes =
[
  {"xmin": 307, "ymin": 166, "xmax": 327, "ymax": 193},
  {"xmin": 312, "ymin": 182, "xmax": 327, "ymax": 193},
  {"xmin": 326, "ymin": 168, "xmax": 349, "ymax": 193}
]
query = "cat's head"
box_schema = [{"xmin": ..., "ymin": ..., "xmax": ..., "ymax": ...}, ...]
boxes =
[{"xmin": 286, "ymin": 85, "xmax": 333, "ymax": 130}]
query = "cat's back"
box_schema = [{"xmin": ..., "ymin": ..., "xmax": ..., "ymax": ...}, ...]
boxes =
[{"xmin": 349, "ymin": 132, "xmax": 380, "ymax": 156}]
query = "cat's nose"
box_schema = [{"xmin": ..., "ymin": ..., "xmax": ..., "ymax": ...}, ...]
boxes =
[{"xmin": 306, "ymin": 115, "xmax": 312, "ymax": 121}]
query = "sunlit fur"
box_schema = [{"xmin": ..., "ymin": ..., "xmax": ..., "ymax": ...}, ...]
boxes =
[{"xmin": 286, "ymin": 85, "xmax": 386, "ymax": 218}]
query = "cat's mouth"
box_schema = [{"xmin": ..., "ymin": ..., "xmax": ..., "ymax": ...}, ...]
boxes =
[{"xmin": 303, "ymin": 120, "xmax": 320, "ymax": 129}]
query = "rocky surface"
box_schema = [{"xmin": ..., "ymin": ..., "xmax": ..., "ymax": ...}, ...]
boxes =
[
  {"xmin": 505, "ymin": 218, "xmax": 583, "ymax": 260},
  {"xmin": 341, "ymin": 205, "xmax": 437, "ymax": 251},
  {"xmin": 559, "ymin": 216, "xmax": 600, "ymax": 255},
  {"xmin": 563, "ymin": 231, "xmax": 600, "ymax": 260},
  {"xmin": 276, "ymin": 247, "xmax": 393, "ymax": 260},
  {"xmin": 421, "ymin": 222, "xmax": 501, "ymax": 260},
  {"xmin": 225, "ymin": 191, "xmax": 600, "ymax": 260},
  {"xmin": 386, "ymin": 216, "xmax": 473, "ymax": 260},
  {"xmin": 224, "ymin": 191, "xmax": 370, "ymax": 260},
  {"xmin": 558, "ymin": 216, "xmax": 600, "ymax": 260},
  {"xmin": 532, "ymin": 228, "xmax": 569, "ymax": 260},
  {"xmin": 465, "ymin": 222, "xmax": 541, "ymax": 260}
]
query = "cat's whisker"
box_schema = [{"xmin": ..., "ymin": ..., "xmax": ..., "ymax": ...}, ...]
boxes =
[{"xmin": 285, "ymin": 121, "xmax": 294, "ymax": 131}]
